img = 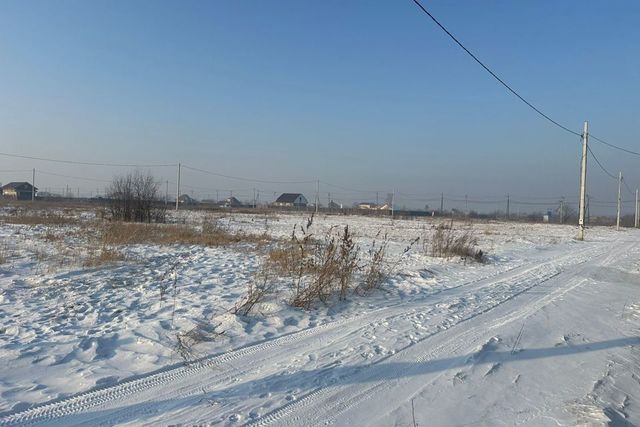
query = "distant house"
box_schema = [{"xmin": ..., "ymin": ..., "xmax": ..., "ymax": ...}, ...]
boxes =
[
  {"xmin": 1, "ymin": 182, "xmax": 37, "ymax": 200},
  {"xmin": 328, "ymin": 200, "xmax": 341, "ymax": 209},
  {"xmin": 178, "ymin": 194, "xmax": 197, "ymax": 205},
  {"xmin": 357, "ymin": 202, "xmax": 377, "ymax": 210},
  {"xmin": 222, "ymin": 196, "xmax": 242, "ymax": 208},
  {"xmin": 274, "ymin": 193, "xmax": 308, "ymax": 208}
]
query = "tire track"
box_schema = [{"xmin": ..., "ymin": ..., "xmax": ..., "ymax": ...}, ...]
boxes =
[
  {"xmin": 0, "ymin": 242, "xmax": 608, "ymax": 426},
  {"xmin": 250, "ymin": 239, "xmax": 634, "ymax": 427}
]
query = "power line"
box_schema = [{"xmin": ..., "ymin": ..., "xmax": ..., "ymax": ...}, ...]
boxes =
[
  {"xmin": 37, "ymin": 170, "xmax": 112, "ymax": 183},
  {"xmin": 182, "ymin": 164, "xmax": 315, "ymax": 185},
  {"xmin": 410, "ymin": 0, "xmax": 581, "ymax": 138},
  {"xmin": 587, "ymin": 145, "xmax": 617, "ymax": 180},
  {"xmin": 320, "ymin": 181, "xmax": 383, "ymax": 194},
  {"xmin": 0, "ymin": 151, "xmax": 177, "ymax": 168},
  {"xmin": 590, "ymin": 134, "xmax": 640, "ymax": 158}
]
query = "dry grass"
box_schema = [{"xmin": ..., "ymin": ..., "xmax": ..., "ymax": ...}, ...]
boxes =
[
  {"xmin": 1, "ymin": 211, "xmax": 77, "ymax": 225},
  {"xmin": 83, "ymin": 247, "xmax": 126, "ymax": 268},
  {"xmin": 99, "ymin": 220, "xmax": 264, "ymax": 247},
  {"xmin": 430, "ymin": 221, "xmax": 485, "ymax": 262}
]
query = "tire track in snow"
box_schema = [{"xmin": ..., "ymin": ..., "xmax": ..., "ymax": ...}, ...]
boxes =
[
  {"xmin": 0, "ymin": 241, "xmax": 609, "ymax": 426},
  {"xmin": 250, "ymin": 239, "xmax": 635, "ymax": 427}
]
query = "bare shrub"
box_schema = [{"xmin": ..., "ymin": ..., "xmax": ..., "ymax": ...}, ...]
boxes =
[
  {"xmin": 233, "ymin": 267, "xmax": 277, "ymax": 316},
  {"xmin": 356, "ymin": 233, "xmax": 419, "ymax": 296},
  {"xmin": 288, "ymin": 224, "xmax": 360, "ymax": 309},
  {"xmin": 175, "ymin": 321, "xmax": 225, "ymax": 363},
  {"xmin": 431, "ymin": 221, "xmax": 485, "ymax": 262},
  {"xmin": 107, "ymin": 170, "xmax": 166, "ymax": 223}
]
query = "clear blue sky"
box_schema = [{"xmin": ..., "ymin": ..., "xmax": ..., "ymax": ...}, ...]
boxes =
[{"xmin": 1, "ymin": 1, "xmax": 639, "ymax": 213}]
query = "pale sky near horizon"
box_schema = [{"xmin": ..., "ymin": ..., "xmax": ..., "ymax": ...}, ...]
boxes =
[{"xmin": 1, "ymin": 1, "xmax": 639, "ymax": 214}]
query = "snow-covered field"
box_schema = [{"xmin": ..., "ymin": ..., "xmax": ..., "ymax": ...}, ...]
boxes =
[{"xmin": 0, "ymin": 209, "xmax": 639, "ymax": 426}]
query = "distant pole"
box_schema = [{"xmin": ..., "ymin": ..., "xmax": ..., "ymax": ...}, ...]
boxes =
[
  {"xmin": 253, "ymin": 188, "xmax": 256, "ymax": 208},
  {"xmin": 465, "ymin": 194, "xmax": 468, "ymax": 216},
  {"xmin": 216, "ymin": 190, "xmax": 219, "ymax": 201},
  {"xmin": 391, "ymin": 190, "xmax": 395, "ymax": 220},
  {"xmin": 616, "ymin": 171, "xmax": 622, "ymax": 231},
  {"xmin": 327, "ymin": 192, "xmax": 331, "ymax": 210},
  {"xmin": 506, "ymin": 194, "xmax": 510, "ymax": 220},
  {"xmin": 440, "ymin": 192, "xmax": 444, "ymax": 214},
  {"xmin": 635, "ymin": 189, "xmax": 639, "ymax": 228},
  {"xmin": 376, "ymin": 191, "xmax": 379, "ymax": 206},
  {"xmin": 315, "ymin": 179, "xmax": 319, "ymax": 214},
  {"xmin": 175, "ymin": 163, "xmax": 181, "ymax": 211},
  {"xmin": 578, "ymin": 121, "xmax": 588, "ymax": 240},
  {"xmin": 560, "ymin": 197, "xmax": 565, "ymax": 224},
  {"xmin": 165, "ymin": 180, "xmax": 168, "ymax": 206},
  {"xmin": 31, "ymin": 168, "xmax": 35, "ymax": 202}
]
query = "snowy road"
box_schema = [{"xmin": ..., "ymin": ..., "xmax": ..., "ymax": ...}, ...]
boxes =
[{"xmin": 1, "ymin": 228, "xmax": 639, "ymax": 426}]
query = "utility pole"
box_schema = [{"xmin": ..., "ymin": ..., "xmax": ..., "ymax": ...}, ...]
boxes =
[
  {"xmin": 253, "ymin": 188, "xmax": 257, "ymax": 208},
  {"xmin": 578, "ymin": 121, "xmax": 588, "ymax": 240},
  {"xmin": 440, "ymin": 192, "xmax": 444, "ymax": 214},
  {"xmin": 616, "ymin": 171, "xmax": 622, "ymax": 231},
  {"xmin": 175, "ymin": 163, "xmax": 181, "ymax": 211},
  {"xmin": 465, "ymin": 194, "xmax": 468, "ymax": 216},
  {"xmin": 31, "ymin": 168, "xmax": 35, "ymax": 202},
  {"xmin": 315, "ymin": 179, "xmax": 319, "ymax": 214},
  {"xmin": 560, "ymin": 197, "xmax": 565, "ymax": 224},
  {"xmin": 635, "ymin": 189, "xmax": 639, "ymax": 228},
  {"xmin": 506, "ymin": 194, "xmax": 510, "ymax": 220},
  {"xmin": 165, "ymin": 180, "xmax": 169, "ymax": 206},
  {"xmin": 391, "ymin": 190, "xmax": 395, "ymax": 220},
  {"xmin": 376, "ymin": 191, "xmax": 379, "ymax": 207}
]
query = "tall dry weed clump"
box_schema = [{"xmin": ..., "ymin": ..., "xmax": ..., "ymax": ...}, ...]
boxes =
[
  {"xmin": 237, "ymin": 215, "xmax": 418, "ymax": 313},
  {"xmin": 430, "ymin": 220, "xmax": 485, "ymax": 262}
]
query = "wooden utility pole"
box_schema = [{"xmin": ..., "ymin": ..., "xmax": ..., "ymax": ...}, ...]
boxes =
[
  {"xmin": 506, "ymin": 194, "xmax": 510, "ymax": 220},
  {"xmin": 175, "ymin": 163, "xmax": 181, "ymax": 211},
  {"xmin": 635, "ymin": 189, "xmax": 639, "ymax": 228},
  {"xmin": 440, "ymin": 192, "xmax": 444, "ymax": 214},
  {"xmin": 560, "ymin": 198, "xmax": 565, "ymax": 224},
  {"xmin": 616, "ymin": 171, "xmax": 622, "ymax": 231},
  {"xmin": 391, "ymin": 190, "xmax": 395, "ymax": 220},
  {"xmin": 31, "ymin": 168, "xmax": 35, "ymax": 202},
  {"xmin": 315, "ymin": 180, "xmax": 319, "ymax": 214},
  {"xmin": 165, "ymin": 180, "xmax": 169, "ymax": 206},
  {"xmin": 578, "ymin": 121, "xmax": 588, "ymax": 240}
]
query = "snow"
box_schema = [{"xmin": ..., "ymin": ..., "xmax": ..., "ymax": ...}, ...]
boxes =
[{"xmin": 0, "ymin": 210, "xmax": 639, "ymax": 426}]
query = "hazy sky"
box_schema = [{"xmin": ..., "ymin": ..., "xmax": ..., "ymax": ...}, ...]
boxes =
[{"xmin": 1, "ymin": 1, "xmax": 639, "ymax": 214}]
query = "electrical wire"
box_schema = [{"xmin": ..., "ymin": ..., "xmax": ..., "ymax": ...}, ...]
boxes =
[
  {"xmin": 590, "ymin": 134, "xmax": 640, "ymax": 158},
  {"xmin": 0, "ymin": 151, "xmax": 177, "ymax": 167},
  {"xmin": 182, "ymin": 165, "xmax": 315, "ymax": 185},
  {"xmin": 37, "ymin": 170, "xmax": 112, "ymax": 183},
  {"xmin": 410, "ymin": 0, "xmax": 581, "ymax": 138},
  {"xmin": 587, "ymin": 145, "xmax": 617, "ymax": 180}
]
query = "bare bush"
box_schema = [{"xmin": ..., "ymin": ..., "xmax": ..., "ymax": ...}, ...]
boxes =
[
  {"xmin": 175, "ymin": 321, "xmax": 224, "ymax": 363},
  {"xmin": 233, "ymin": 267, "xmax": 277, "ymax": 316},
  {"xmin": 107, "ymin": 170, "xmax": 166, "ymax": 223},
  {"xmin": 356, "ymin": 233, "xmax": 419, "ymax": 295},
  {"xmin": 431, "ymin": 221, "xmax": 485, "ymax": 262}
]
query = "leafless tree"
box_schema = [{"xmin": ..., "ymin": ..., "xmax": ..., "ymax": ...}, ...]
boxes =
[{"xmin": 107, "ymin": 170, "xmax": 165, "ymax": 222}]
